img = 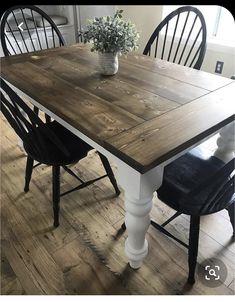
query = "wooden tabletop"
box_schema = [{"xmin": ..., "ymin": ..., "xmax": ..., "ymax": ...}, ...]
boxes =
[{"xmin": 1, "ymin": 44, "xmax": 235, "ymax": 173}]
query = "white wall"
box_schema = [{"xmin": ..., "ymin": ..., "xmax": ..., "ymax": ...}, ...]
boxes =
[
  {"xmin": 118, "ymin": 5, "xmax": 163, "ymax": 55},
  {"xmin": 201, "ymin": 46, "xmax": 235, "ymax": 78},
  {"xmin": 77, "ymin": 5, "xmax": 116, "ymax": 31},
  {"xmin": 118, "ymin": 5, "xmax": 235, "ymax": 78}
]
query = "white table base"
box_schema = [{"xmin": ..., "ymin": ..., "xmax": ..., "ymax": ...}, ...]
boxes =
[{"xmin": 8, "ymin": 82, "xmax": 235, "ymax": 269}]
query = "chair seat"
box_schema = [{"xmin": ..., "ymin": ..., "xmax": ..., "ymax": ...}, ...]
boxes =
[
  {"xmin": 157, "ymin": 146, "xmax": 232, "ymax": 215},
  {"xmin": 24, "ymin": 121, "xmax": 93, "ymax": 165}
]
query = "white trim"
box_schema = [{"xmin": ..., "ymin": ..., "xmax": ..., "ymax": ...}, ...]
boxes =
[{"xmin": 212, "ymin": 6, "xmax": 222, "ymax": 36}]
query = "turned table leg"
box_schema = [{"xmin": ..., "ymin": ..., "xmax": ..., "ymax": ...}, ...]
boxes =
[
  {"xmin": 116, "ymin": 162, "xmax": 164, "ymax": 268},
  {"xmin": 124, "ymin": 192, "xmax": 153, "ymax": 268}
]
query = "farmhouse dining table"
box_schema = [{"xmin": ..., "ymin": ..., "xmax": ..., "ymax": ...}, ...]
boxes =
[{"xmin": 1, "ymin": 43, "xmax": 235, "ymax": 269}]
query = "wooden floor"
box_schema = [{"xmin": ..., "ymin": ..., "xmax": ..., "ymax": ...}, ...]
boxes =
[{"xmin": 1, "ymin": 115, "xmax": 234, "ymax": 295}]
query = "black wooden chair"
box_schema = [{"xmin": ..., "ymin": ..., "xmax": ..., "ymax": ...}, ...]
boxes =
[
  {"xmin": 0, "ymin": 5, "xmax": 65, "ymax": 56},
  {"xmin": 0, "ymin": 5, "xmax": 66, "ymax": 122},
  {"xmin": 143, "ymin": 6, "xmax": 207, "ymax": 70},
  {"xmin": 0, "ymin": 78, "xmax": 120, "ymax": 227},
  {"xmin": 122, "ymin": 146, "xmax": 234, "ymax": 284},
  {"xmin": 77, "ymin": 30, "xmax": 84, "ymax": 43}
]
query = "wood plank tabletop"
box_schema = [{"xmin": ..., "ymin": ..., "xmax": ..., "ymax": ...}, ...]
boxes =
[{"xmin": 1, "ymin": 44, "xmax": 234, "ymax": 173}]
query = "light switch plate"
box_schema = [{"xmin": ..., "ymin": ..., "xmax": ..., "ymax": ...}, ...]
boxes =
[{"xmin": 215, "ymin": 61, "xmax": 224, "ymax": 74}]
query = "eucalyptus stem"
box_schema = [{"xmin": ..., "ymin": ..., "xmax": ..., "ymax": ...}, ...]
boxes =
[{"xmin": 83, "ymin": 9, "xmax": 139, "ymax": 55}]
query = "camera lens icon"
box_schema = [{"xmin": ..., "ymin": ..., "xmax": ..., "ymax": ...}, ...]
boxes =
[
  {"xmin": 205, "ymin": 265, "xmax": 220, "ymax": 280},
  {"xmin": 198, "ymin": 258, "xmax": 227, "ymax": 288}
]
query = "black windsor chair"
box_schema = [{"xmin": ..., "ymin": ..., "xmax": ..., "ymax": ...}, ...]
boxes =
[
  {"xmin": 0, "ymin": 5, "xmax": 66, "ymax": 123},
  {"xmin": 0, "ymin": 78, "xmax": 120, "ymax": 227},
  {"xmin": 143, "ymin": 6, "xmax": 207, "ymax": 70},
  {"xmin": 122, "ymin": 146, "xmax": 234, "ymax": 284}
]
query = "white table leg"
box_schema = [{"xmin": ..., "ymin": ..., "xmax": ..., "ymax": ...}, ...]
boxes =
[
  {"xmin": 214, "ymin": 121, "xmax": 235, "ymax": 162},
  {"xmin": 116, "ymin": 162, "xmax": 164, "ymax": 269}
]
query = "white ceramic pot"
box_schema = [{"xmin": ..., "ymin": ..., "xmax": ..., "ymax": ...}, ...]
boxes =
[{"xmin": 98, "ymin": 52, "xmax": 119, "ymax": 75}]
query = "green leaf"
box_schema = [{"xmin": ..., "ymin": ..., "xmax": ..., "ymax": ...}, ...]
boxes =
[{"xmin": 83, "ymin": 9, "xmax": 139, "ymax": 55}]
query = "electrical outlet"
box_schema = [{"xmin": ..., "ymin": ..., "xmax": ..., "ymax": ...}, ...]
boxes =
[{"xmin": 215, "ymin": 61, "xmax": 224, "ymax": 74}]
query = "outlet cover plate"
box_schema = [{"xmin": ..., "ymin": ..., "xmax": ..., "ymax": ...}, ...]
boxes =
[{"xmin": 215, "ymin": 61, "xmax": 224, "ymax": 74}]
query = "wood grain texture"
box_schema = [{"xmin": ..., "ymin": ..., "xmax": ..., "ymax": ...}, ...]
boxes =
[
  {"xmin": 1, "ymin": 116, "xmax": 234, "ymax": 295},
  {"xmin": 120, "ymin": 53, "xmax": 233, "ymax": 91},
  {"xmin": 1, "ymin": 43, "xmax": 234, "ymax": 173},
  {"xmin": 107, "ymin": 83, "xmax": 235, "ymax": 172},
  {"xmin": 32, "ymin": 54, "xmax": 181, "ymax": 120}
]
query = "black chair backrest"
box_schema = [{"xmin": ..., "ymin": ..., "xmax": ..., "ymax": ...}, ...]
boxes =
[
  {"xmin": 77, "ymin": 30, "xmax": 84, "ymax": 43},
  {"xmin": 143, "ymin": 6, "xmax": 207, "ymax": 70},
  {"xmin": 189, "ymin": 158, "xmax": 235, "ymax": 215},
  {"xmin": 0, "ymin": 78, "xmax": 69, "ymax": 161},
  {"xmin": 0, "ymin": 5, "xmax": 65, "ymax": 56}
]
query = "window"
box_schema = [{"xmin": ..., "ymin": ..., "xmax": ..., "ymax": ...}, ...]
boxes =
[{"xmin": 162, "ymin": 5, "xmax": 235, "ymax": 45}]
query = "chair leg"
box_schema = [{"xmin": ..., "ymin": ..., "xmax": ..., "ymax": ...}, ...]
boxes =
[
  {"xmin": 45, "ymin": 113, "xmax": 51, "ymax": 123},
  {"xmin": 121, "ymin": 222, "xmax": 126, "ymax": 230},
  {"xmin": 24, "ymin": 156, "xmax": 34, "ymax": 192},
  {"xmin": 52, "ymin": 166, "xmax": 60, "ymax": 227},
  {"xmin": 188, "ymin": 215, "xmax": 200, "ymax": 284},
  {"xmin": 227, "ymin": 203, "xmax": 234, "ymax": 237},
  {"xmin": 98, "ymin": 152, "xmax": 120, "ymax": 196},
  {"xmin": 33, "ymin": 106, "xmax": 39, "ymax": 115},
  {"xmin": 161, "ymin": 211, "xmax": 182, "ymax": 227}
]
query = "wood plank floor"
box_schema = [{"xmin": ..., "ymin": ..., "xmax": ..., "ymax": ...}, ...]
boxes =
[{"xmin": 1, "ymin": 115, "xmax": 234, "ymax": 295}]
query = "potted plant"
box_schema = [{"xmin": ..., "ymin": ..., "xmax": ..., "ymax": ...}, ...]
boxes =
[{"xmin": 83, "ymin": 10, "xmax": 139, "ymax": 75}]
